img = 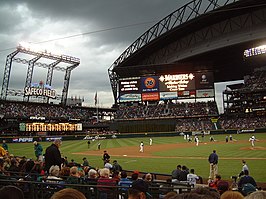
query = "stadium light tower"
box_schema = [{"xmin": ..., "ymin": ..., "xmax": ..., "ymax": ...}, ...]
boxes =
[{"xmin": 1, "ymin": 44, "xmax": 80, "ymax": 105}]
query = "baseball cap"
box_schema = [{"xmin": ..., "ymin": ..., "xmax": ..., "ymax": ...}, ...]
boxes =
[{"xmin": 132, "ymin": 179, "xmax": 149, "ymax": 193}]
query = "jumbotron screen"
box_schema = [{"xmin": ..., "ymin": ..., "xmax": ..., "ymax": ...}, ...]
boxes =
[{"xmin": 119, "ymin": 72, "xmax": 214, "ymax": 102}]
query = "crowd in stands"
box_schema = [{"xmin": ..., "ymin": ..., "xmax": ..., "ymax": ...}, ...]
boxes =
[
  {"xmin": 0, "ymin": 139, "xmax": 265, "ymax": 199},
  {"xmin": 115, "ymin": 101, "xmax": 219, "ymax": 120},
  {"xmin": 219, "ymin": 116, "xmax": 266, "ymax": 130},
  {"xmin": 175, "ymin": 118, "xmax": 213, "ymax": 132},
  {"xmin": 0, "ymin": 100, "xmax": 96, "ymax": 120},
  {"xmin": 243, "ymin": 70, "xmax": 266, "ymax": 91}
]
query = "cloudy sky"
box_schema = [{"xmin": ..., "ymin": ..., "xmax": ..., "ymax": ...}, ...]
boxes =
[{"xmin": 0, "ymin": 0, "xmax": 241, "ymax": 112}]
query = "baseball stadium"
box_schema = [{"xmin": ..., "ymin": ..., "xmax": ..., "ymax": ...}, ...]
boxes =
[{"xmin": 0, "ymin": 0, "xmax": 266, "ymax": 198}]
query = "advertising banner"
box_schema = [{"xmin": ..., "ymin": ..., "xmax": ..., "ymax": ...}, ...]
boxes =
[
  {"xmin": 119, "ymin": 93, "xmax": 141, "ymax": 102},
  {"xmin": 141, "ymin": 76, "xmax": 159, "ymax": 93},
  {"xmin": 160, "ymin": 92, "xmax": 178, "ymax": 100},
  {"xmin": 142, "ymin": 92, "xmax": 160, "ymax": 101},
  {"xmin": 195, "ymin": 72, "xmax": 214, "ymax": 89},
  {"xmin": 159, "ymin": 73, "xmax": 195, "ymax": 92},
  {"xmin": 196, "ymin": 89, "xmax": 215, "ymax": 98},
  {"xmin": 119, "ymin": 78, "xmax": 140, "ymax": 94}
]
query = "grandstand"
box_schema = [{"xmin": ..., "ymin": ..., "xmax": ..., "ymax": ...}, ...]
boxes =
[{"xmin": 0, "ymin": 0, "xmax": 266, "ymax": 198}]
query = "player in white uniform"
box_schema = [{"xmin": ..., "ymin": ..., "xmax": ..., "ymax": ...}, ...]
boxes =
[
  {"xmin": 249, "ymin": 135, "xmax": 256, "ymax": 147},
  {"xmin": 139, "ymin": 141, "xmax": 144, "ymax": 152},
  {"xmin": 149, "ymin": 138, "xmax": 153, "ymax": 146}
]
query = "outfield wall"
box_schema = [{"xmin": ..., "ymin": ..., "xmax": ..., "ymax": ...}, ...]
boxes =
[{"xmin": 1, "ymin": 128, "xmax": 265, "ymax": 143}]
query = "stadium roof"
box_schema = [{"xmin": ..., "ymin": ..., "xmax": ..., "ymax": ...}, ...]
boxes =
[{"xmin": 110, "ymin": 0, "xmax": 266, "ymax": 83}]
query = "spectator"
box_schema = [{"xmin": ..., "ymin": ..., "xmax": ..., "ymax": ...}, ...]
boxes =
[
  {"xmin": 44, "ymin": 139, "xmax": 64, "ymax": 172},
  {"xmin": 245, "ymin": 191, "xmax": 266, "ymax": 199},
  {"xmin": 239, "ymin": 160, "xmax": 249, "ymax": 177},
  {"xmin": 238, "ymin": 170, "xmax": 257, "ymax": 190},
  {"xmin": 0, "ymin": 145, "xmax": 7, "ymax": 157},
  {"xmin": 187, "ymin": 169, "xmax": 199, "ymax": 187},
  {"xmin": 112, "ymin": 160, "xmax": 122, "ymax": 172},
  {"xmin": 217, "ymin": 180, "xmax": 229, "ymax": 195},
  {"xmin": 33, "ymin": 141, "xmax": 43, "ymax": 162},
  {"xmin": 118, "ymin": 171, "xmax": 132, "ymax": 191},
  {"xmin": 46, "ymin": 165, "xmax": 62, "ymax": 183},
  {"xmin": 131, "ymin": 171, "xmax": 139, "ymax": 182},
  {"xmin": 50, "ymin": 188, "xmax": 86, "ymax": 199},
  {"xmin": 66, "ymin": 166, "xmax": 81, "ymax": 184},
  {"xmin": 179, "ymin": 165, "xmax": 189, "ymax": 182},
  {"xmin": 97, "ymin": 168, "xmax": 117, "ymax": 199},
  {"xmin": 103, "ymin": 159, "xmax": 112, "ymax": 170},
  {"xmin": 220, "ymin": 191, "xmax": 244, "ymax": 199},
  {"xmin": 171, "ymin": 164, "xmax": 181, "ymax": 182},
  {"xmin": 82, "ymin": 157, "xmax": 89, "ymax": 166},
  {"xmin": 2, "ymin": 140, "xmax": 8, "ymax": 152},
  {"xmin": 0, "ymin": 185, "xmax": 24, "ymax": 199},
  {"xmin": 209, "ymin": 174, "xmax": 222, "ymax": 189},
  {"xmin": 128, "ymin": 179, "xmax": 150, "ymax": 199}
]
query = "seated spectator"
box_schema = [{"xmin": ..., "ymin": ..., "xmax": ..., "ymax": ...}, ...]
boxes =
[
  {"xmin": 131, "ymin": 171, "xmax": 139, "ymax": 182},
  {"xmin": 0, "ymin": 185, "xmax": 24, "ymax": 199},
  {"xmin": 128, "ymin": 179, "xmax": 150, "ymax": 199},
  {"xmin": 118, "ymin": 171, "xmax": 132, "ymax": 191},
  {"xmin": 104, "ymin": 159, "xmax": 113, "ymax": 170},
  {"xmin": 217, "ymin": 180, "xmax": 229, "ymax": 195},
  {"xmin": 66, "ymin": 166, "xmax": 81, "ymax": 184},
  {"xmin": 171, "ymin": 164, "xmax": 181, "ymax": 182},
  {"xmin": 112, "ymin": 170, "xmax": 121, "ymax": 184},
  {"xmin": 187, "ymin": 169, "xmax": 199, "ymax": 187},
  {"xmin": 220, "ymin": 191, "xmax": 244, "ymax": 199},
  {"xmin": 179, "ymin": 165, "xmax": 189, "ymax": 182},
  {"xmin": 190, "ymin": 187, "xmax": 220, "ymax": 199},
  {"xmin": 245, "ymin": 191, "xmax": 266, "ymax": 199},
  {"xmin": 46, "ymin": 165, "xmax": 62, "ymax": 183},
  {"xmin": 82, "ymin": 157, "xmax": 89, "ymax": 166},
  {"xmin": 238, "ymin": 170, "xmax": 257, "ymax": 190},
  {"xmin": 50, "ymin": 188, "xmax": 86, "ymax": 199},
  {"xmin": 209, "ymin": 174, "xmax": 222, "ymax": 189},
  {"xmin": 97, "ymin": 168, "xmax": 117, "ymax": 199},
  {"xmin": 112, "ymin": 160, "xmax": 122, "ymax": 172}
]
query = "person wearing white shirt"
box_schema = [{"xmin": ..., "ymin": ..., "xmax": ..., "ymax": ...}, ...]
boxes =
[
  {"xmin": 139, "ymin": 141, "xmax": 144, "ymax": 152},
  {"xmin": 187, "ymin": 169, "xmax": 199, "ymax": 187},
  {"xmin": 149, "ymin": 138, "xmax": 153, "ymax": 146}
]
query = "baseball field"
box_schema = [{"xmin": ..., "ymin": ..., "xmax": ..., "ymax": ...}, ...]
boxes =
[{"xmin": 7, "ymin": 132, "xmax": 266, "ymax": 183}]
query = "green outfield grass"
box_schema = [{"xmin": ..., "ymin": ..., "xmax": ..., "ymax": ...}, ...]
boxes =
[{"xmin": 6, "ymin": 133, "xmax": 266, "ymax": 183}]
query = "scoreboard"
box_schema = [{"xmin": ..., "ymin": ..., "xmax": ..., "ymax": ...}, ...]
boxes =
[
  {"xmin": 19, "ymin": 123, "xmax": 82, "ymax": 132},
  {"xmin": 119, "ymin": 72, "xmax": 214, "ymax": 102}
]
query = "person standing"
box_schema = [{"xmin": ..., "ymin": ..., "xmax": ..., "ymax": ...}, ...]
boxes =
[
  {"xmin": 225, "ymin": 135, "xmax": 229, "ymax": 143},
  {"xmin": 97, "ymin": 142, "xmax": 101, "ymax": 150},
  {"xmin": 2, "ymin": 140, "xmax": 8, "ymax": 152},
  {"xmin": 112, "ymin": 160, "xmax": 122, "ymax": 172},
  {"xmin": 87, "ymin": 140, "xmax": 91, "ymax": 149},
  {"xmin": 239, "ymin": 160, "xmax": 249, "ymax": 177},
  {"xmin": 149, "ymin": 138, "xmax": 153, "ymax": 146},
  {"xmin": 44, "ymin": 139, "xmax": 64, "ymax": 172},
  {"xmin": 33, "ymin": 141, "xmax": 43, "ymax": 162},
  {"xmin": 102, "ymin": 150, "xmax": 110, "ymax": 165},
  {"xmin": 249, "ymin": 135, "xmax": 256, "ymax": 147},
  {"xmin": 195, "ymin": 136, "xmax": 199, "ymax": 146},
  {"xmin": 139, "ymin": 141, "xmax": 144, "ymax": 153},
  {"xmin": 208, "ymin": 150, "xmax": 218, "ymax": 180},
  {"xmin": 229, "ymin": 134, "xmax": 233, "ymax": 141}
]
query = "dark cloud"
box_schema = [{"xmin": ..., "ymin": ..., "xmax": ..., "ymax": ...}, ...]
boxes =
[{"xmin": 0, "ymin": 0, "xmax": 231, "ymax": 107}]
